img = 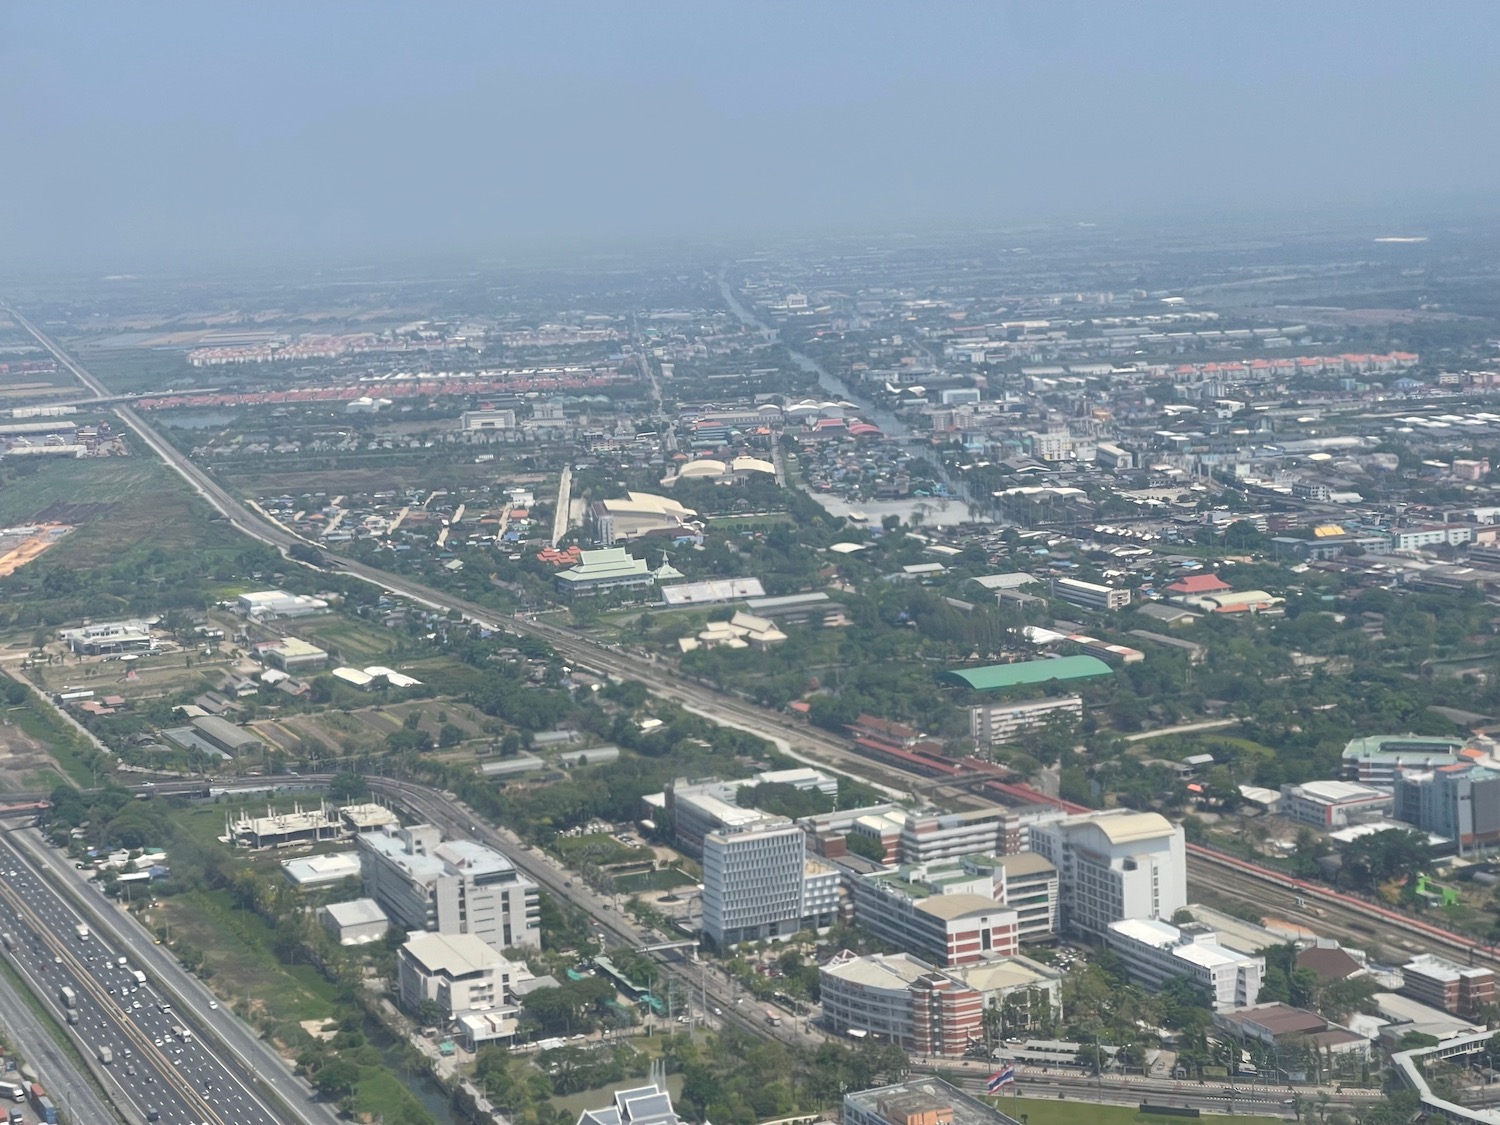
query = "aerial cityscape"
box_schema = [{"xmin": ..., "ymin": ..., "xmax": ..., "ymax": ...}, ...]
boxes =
[{"xmin": 2, "ymin": 7, "xmax": 1499, "ymax": 1125}]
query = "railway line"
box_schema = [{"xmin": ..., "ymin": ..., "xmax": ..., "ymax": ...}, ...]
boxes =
[{"xmin": 1188, "ymin": 846, "xmax": 1500, "ymax": 968}]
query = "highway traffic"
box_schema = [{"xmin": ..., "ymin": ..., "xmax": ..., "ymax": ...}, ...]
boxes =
[{"xmin": 0, "ymin": 832, "xmax": 283, "ymax": 1125}]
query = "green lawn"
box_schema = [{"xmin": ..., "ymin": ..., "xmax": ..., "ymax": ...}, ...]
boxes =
[
  {"xmin": 986, "ymin": 1096, "xmax": 1287, "ymax": 1125},
  {"xmin": 155, "ymin": 888, "xmax": 339, "ymax": 1025},
  {"xmin": 615, "ymin": 869, "xmax": 695, "ymax": 893}
]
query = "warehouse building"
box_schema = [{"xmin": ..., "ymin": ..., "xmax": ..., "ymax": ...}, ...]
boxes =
[
  {"xmin": 190, "ymin": 714, "xmax": 265, "ymax": 757},
  {"xmin": 256, "ymin": 637, "xmax": 330, "ymax": 671},
  {"xmin": 236, "ymin": 590, "xmax": 330, "ymax": 618}
]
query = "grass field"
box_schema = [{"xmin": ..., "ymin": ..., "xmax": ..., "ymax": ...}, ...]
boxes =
[
  {"xmin": 291, "ymin": 616, "xmax": 397, "ymax": 663},
  {"xmin": 982, "ymin": 1096, "xmax": 1287, "ymax": 1125},
  {"xmin": 151, "ymin": 887, "xmax": 339, "ymax": 1029},
  {"xmin": 614, "ymin": 869, "xmax": 695, "ymax": 893},
  {"xmin": 5, "ymin": 692, "xmax": 102, "ymax": 786},
  {"xmin": 26, "ymin": 652, "xmax": 229, "ymax": 702},
  {"xmin": 0, "ymin": 456, "xmax": 246, "ymax": 574}
]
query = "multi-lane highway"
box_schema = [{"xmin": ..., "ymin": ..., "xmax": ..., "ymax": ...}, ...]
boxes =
[
  {"xmin": 2, "ymin": 830, "xmax": 343, "ymax": 1125},
  {"xmin": 0, "ymin": 834, "xmax": 272, "ymax": 1125},
  {"xmin": 0, "ymin": 829, "xmax": 341, "ymax": 1125},
  {"xmin": 0, "ymin": 947, "xmax": 119, "ymax": 1125}
]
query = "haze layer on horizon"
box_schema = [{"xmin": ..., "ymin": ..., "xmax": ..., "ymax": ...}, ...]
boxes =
[{"xmin": 2, "ymin": 1, "xmax": 1497, "ymax": 272}]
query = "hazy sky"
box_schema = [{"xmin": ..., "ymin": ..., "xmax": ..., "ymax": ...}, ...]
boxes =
[{"xmin": 2, "ymin": 2, "xmax": 1497, "ymax": 270}]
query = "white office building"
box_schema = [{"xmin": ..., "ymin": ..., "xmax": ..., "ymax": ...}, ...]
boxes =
[
  {"xmin": 358, "ymin": 824, "xmax": 540, "ymax": 953},
  {"xmin": 398, "ymin": 931, "xmax": 526, "ymax": 1021},
  {"xmin": 969, "ymin": 696, "xmax": 1083, "ymax": 747},
  {"xmin": 701, "ymin": 817, "xmax": 838, "ymax": 947},
  {"xmin": 1051, "ymin": 577, "xmax": 1131, "ymax": 612},
  {"xmin": 1029, "ymin": 810, "xmax": 1186, "ymax": 939},
  {"xmin": 1279, "ymin": 780, "xmax": 1393, "ymax": 828},
  {"xmin": 1106, "ymin": 918, "xmax": 1264, "ymax": 1012}
]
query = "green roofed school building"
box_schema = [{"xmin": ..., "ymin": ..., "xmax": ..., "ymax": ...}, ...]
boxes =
[
  {"xmin": 553, "ymin": 547, "xmax": 656, "ymax": 598},
  {"xmin": 944, "ymin": 655, "xmax": 1113, "ymax": 691}
]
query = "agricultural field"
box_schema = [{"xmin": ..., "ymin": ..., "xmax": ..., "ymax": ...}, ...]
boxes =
[
  {"xmin": 251, "ymin": 699, "xmax": 500, "ymax": 758},
  {"xmin": 289, "ymin": 616, "xmax": 399, "ymax": 664}
]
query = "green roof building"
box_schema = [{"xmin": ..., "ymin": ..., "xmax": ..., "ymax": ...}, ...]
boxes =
[
  {"xmin": 553, "ymin": 547, "xmax": 655, "ymax": 598},
  {"xmin": 943, "ymin": 655, "xmax": 1113, "ymax": 691}
]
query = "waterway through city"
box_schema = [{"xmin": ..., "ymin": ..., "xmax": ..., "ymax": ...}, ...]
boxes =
[{"xmin": 717, "ymin": 270, "xmax": 979, "ymax": 522}]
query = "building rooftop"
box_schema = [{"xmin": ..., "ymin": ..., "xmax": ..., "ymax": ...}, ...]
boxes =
[
  {"xmin": 1109, "ymin": 917, "xmax": 1182, "ymax": 946},
  {"xmin": 992, "ymin": 852, "xmax": 1057, "ymax": 878},
  {"xmin": 402, "ymin": 931, "xmax": 507, "ymax": 978},
  {"xmin": 261, "ymin": 637, "xmax": 327, "ymax": 659},
  {"xmin": 822, "ymin": 950, "xmax": 934, "ymax": 990},
  {"xmin": 948, "ymin": 955, "xmax": 1062, "ymax": 993},
  {"xmin": 943, "ymin": 655, "xmax": 1114, "ymax": 691},
  {"xmin": 844, "ymin": 1077, "xmax": 1022, "ymax": 1125},
  {"xmin": 281, "ymin": 851, "xmax": 362, "ymax": 884},
  {"xmin": 1405, "ymin": 953, "xmax": 1494, "ymax": 982},
  {"xmin": 915, "ymin": 893, "xmax": 1013, "ymax": 922},
  {"xmin": 1290, "ymin": 779, "xmax": 1387, "ymax": 803},
  {"xmin": 340, "ymin": 803, "xmax": 399, "ymax": 830},
  {"xmin": 1296, "ymin": 945, "xmax": 1364, "ymax": 983},
  {"xmin": 556, "ymin": 547, "xmax": 652, "ymax": 584},
  {"xmin": 1218, "ymin": 1003, "xmax": 1327, "ymax": 1039},
  {"xmin": 323, "ymin": 898, "xmax": 389, "ymax": 927},
  {"xmin": 433, "ymin": 840, "xmax": 518, "ymax": 878},
  {"xmin": 1092, "ymin": 811, "xmax": 1174, "ymax": 845}
]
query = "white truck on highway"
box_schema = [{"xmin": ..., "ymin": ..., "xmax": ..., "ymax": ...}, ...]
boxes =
[
  {"xmin": 74, "ymin": 923, "xmax": 88, "ymax": 940},
  {"xmin": 132, "ymin": 970, "xmax": 147, "ymax": 985},
  {"xmin": 96, "ymin": 1046, "xmax": 113, "ymax": 1065}
]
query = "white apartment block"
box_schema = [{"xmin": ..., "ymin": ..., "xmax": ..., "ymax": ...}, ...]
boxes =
[
  {"xmin": 701, "ymin": 818, "xmax": 838, "ymax": 946},
  {"xmin": 1106, "ymin": 919, "xmax": 1264, "ymax": 1012},
  {"xmin": 358, "ymin": 824, "xmax": 540, "ymax": 953},
  {"xmin": 970, "ymin": 696, "xmax": 1083, "ymax": 747},
  {"xmin": 1029, "ymin": 810, "xmax": 1185, "ymax": 940},
  {"xmin": 398, "ymin": 931, "xmax": 525, "ymax": 1021},
  {"xmin": 1051, "ymin": 577, "xmax": 1131, "ymax": 612},
  {"xmin": 899, "ymin": 808, "xmax": 1019, "ymax": 864},
  {"xmin": 1392, "ymin": 525, "xmax": 1472, "ymax": 552}
]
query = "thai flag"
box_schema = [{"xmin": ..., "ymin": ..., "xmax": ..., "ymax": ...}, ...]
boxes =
[{"xmin": 986, "ymin": 1067, "xmax": 1016, "ymax": 1092}]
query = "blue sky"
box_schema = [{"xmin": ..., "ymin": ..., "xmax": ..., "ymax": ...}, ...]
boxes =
[{"xmin": 2, "ymin": 2, "xmax": 1497, "ymax": 269}]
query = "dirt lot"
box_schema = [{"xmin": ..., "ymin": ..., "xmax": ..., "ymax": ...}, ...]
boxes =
[{"xmin": 0, "ymin": 711, "xmax": 65, "ymax": 792}]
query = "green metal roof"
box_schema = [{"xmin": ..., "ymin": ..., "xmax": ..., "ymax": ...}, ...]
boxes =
[{"xmin": 944, "ymin": 655, "xmax": 1113, "ymax": 691}]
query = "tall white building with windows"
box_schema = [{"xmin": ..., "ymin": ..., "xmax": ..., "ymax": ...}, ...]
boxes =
[
  {"xmin": 701, "ymin": 817, "xmax": 838, "ymax": 946},
  {"xmin": 1029, "ymin": 811, "xmax": 1185, "ymax": 939}
]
